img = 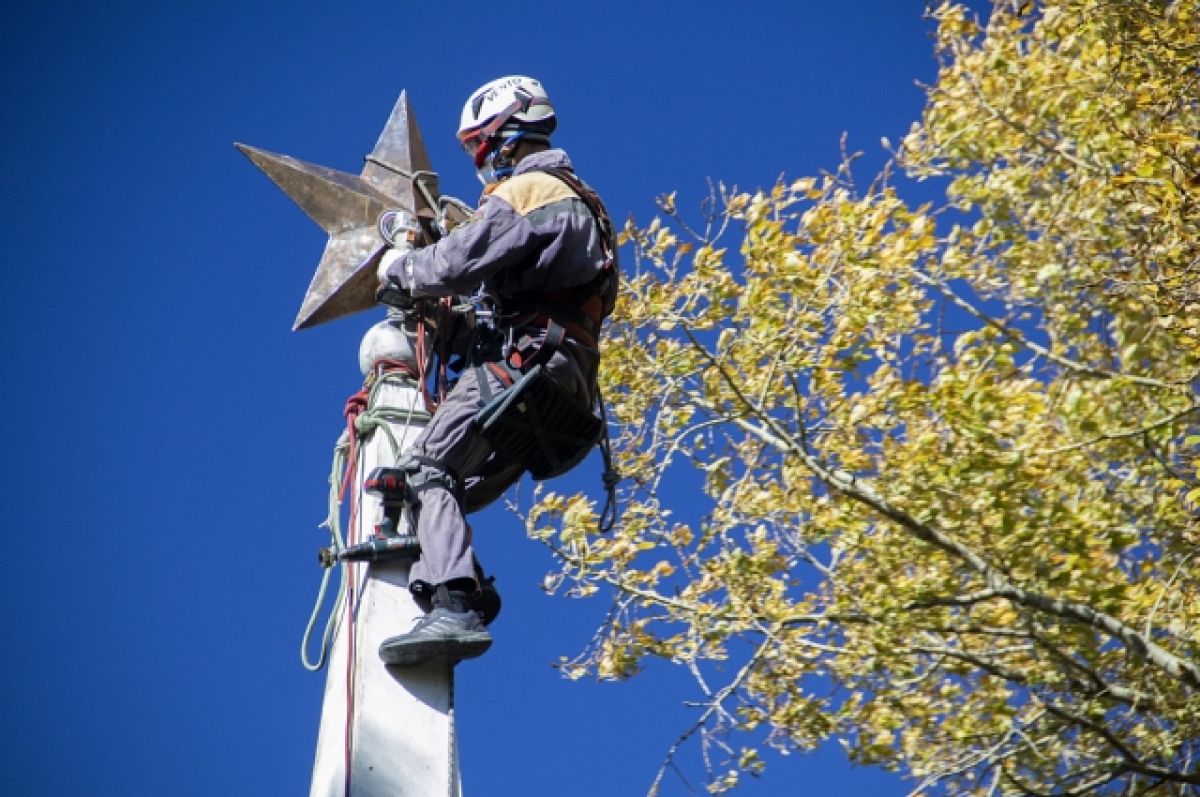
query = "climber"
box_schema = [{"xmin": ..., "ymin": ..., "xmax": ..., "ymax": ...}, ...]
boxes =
[{"xmin": 373, "ymin": 75, "xmax": 617, "ymax": 667}]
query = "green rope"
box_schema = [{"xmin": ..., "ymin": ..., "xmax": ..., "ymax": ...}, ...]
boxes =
[
  {"xmin": 300, "ymin": 432, "xmax": 350, "ymax": 672},
  {"xmin": 300, "ymin": 371, "xmax": 432, "ymax": 672}
]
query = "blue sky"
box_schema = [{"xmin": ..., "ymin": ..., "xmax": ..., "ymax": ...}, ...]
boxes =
[{"xmin": 2, "ymin": 2, "xmax": 966, "ymax": 794}]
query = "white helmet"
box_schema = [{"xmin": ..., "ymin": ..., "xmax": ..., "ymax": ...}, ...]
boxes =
[{"xmin": 457, "ymin": 76, "xmax": 556, "ymax": 148}]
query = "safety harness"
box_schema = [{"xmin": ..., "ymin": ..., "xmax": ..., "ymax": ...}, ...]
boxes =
[
  {"xmin": 470, "ymin": 166, "xmax": 620, "ymax": 527},
  {"xmin": 383, "ymin": 165, "xmax": 621, "ymax": 530},
  {"xmin": 499, "ymin": 166, "xmax": 618, "ymax": 361}
]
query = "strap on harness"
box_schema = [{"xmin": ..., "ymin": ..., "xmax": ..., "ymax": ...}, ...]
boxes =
[
  {"xmin": 496, "ymin": 166, "xmax": 617, "ymax": 369},
  {"xmin": 398, "ymin": 454, "xmax": 464, "ymax": 504},
  {"xmin": 538, "ymin": 167, "xmax": 616, "ymax": 267},
  {"xmin": 466, "ymin": 166, "xmax": 623, "ymax": 526}
]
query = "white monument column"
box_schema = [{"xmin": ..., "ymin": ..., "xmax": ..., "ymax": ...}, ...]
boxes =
[
  {"xmin": 309, "ymin": 319, "xmax": 461, "ymax": 797},
  {"xmin": 236, "ymin": 89, "xmax": 473, "ymax": 797}
]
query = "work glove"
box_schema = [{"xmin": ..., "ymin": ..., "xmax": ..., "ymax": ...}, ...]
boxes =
[
  {"xmin": 376, "ymin": 209, "xmax": 420, "ymax": 308},
  {"xmin": 376, "ymin": 276, "xmax": 415, "ymax": 310}
]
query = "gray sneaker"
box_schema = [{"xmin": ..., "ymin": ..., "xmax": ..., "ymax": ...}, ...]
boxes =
[{"xmin": 378, "ymin": 607, "xmax": 493, "ymax": 667}]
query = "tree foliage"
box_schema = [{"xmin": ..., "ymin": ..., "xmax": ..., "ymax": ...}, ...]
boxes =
[{"xmin": 527, "ymin": 1, "xmax": 1200, "ymax": 794}]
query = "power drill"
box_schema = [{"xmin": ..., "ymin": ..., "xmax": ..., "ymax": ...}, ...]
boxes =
[{"xmin": 318, "ymin": 466, "xmax": 421, "ymax": 567}]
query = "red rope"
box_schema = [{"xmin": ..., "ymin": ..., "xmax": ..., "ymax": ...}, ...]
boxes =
[
  {"xmin": 340, "ymin": 389, "xmax": 369, "ymax": 501},
  {"xmin": 342, "ymin": 424, "xmax": 363, "ymax": 794},
  {"xmin": 414, "ymin": 309, "xmax": 437, "ymax": 414},
  {"xmin": 337, "ymin": 383, "xmax": 373, "ymax": 794},
  {"xmin": 344, "ymin": 557, "xmax": 357, "ymax": 794}
]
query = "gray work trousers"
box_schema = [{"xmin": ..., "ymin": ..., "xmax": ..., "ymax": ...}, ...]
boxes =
[{"xmin": 406, "ymin": 341, "xmax": 597, "ymax": 589}]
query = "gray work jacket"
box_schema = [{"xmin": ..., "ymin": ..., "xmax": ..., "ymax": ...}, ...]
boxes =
[
  {"xmin": 385, "ymin": 149, "xmax": 611, "ymax": 398},
  {"xmin": 386, "ymin": 149, "xmax": 610, "ymax": 303}
]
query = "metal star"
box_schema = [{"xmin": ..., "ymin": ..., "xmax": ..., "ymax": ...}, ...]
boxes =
[{"xmin": 236, "ymin": 90, "xmax": 443, "ymax": 330}]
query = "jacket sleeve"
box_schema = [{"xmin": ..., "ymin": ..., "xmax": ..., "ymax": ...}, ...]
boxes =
[
  {"xmin": 387, "ymin": 194, "xmax": 538, "ymax": 297},
  {"xmin": 385, "ymin": 168, "xmax": 604, "ymax": 298}
]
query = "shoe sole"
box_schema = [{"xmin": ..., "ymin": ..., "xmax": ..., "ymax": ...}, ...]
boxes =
[{"xmin": 378, "ymin": 633, "xmax": 492, "ymax": 668}]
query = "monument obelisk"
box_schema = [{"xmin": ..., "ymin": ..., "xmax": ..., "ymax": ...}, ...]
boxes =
[{"xmin": 238, "ymin": 91, "xmax": 466, "ymax": 796}]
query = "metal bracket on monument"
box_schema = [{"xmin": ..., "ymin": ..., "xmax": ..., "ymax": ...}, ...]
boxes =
[{"xmin": 235, "ymin": 90, "xmax": 467, "ymax": 330}]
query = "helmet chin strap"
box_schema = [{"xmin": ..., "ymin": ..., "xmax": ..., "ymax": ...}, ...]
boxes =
[{"xmin": 475, "ymin": 130, "xmax": 550, "ymax": 186}]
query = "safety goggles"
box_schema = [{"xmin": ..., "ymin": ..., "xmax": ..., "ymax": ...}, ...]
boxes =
[{"xmin": 459, "ymin": 131, "xmax": 494, "ymax": 169}]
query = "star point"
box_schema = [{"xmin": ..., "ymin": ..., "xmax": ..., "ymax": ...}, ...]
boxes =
[{"xmin": 237, "ymin": 90, "xmax": 443, "ymax": 330}]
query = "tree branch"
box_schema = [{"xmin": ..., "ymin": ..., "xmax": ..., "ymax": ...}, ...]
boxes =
[
  {"xmin": 905, "ymin": 587, "xmax": 1002, "ymax": 610},
  {"xmin": 1039, "ymin": 403, "xmax": 1199, "ymax": 456},
  {"xmin": 911, "ymin": 270, "xmax": 1181, "ymax": 390},
  {"xmin": 647, "ymin": 637, "xmax": 773, "ymax": 797},
  {"xmin": 1026, "ymin": 629, "xmax": 1158, "ymax": 708},
  {"xmin": 688, "ymin": 369, "xmax": 1200, "ymax": 691}
]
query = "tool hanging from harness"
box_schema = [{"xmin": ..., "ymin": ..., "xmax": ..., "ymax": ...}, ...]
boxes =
[
  {"xmin": 474, "ymin": 363, "xmax": 601, "ymax": 479},
  {"xmin": 471, "ymin": 166, "xmax": 620, "ymax": 507}
]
